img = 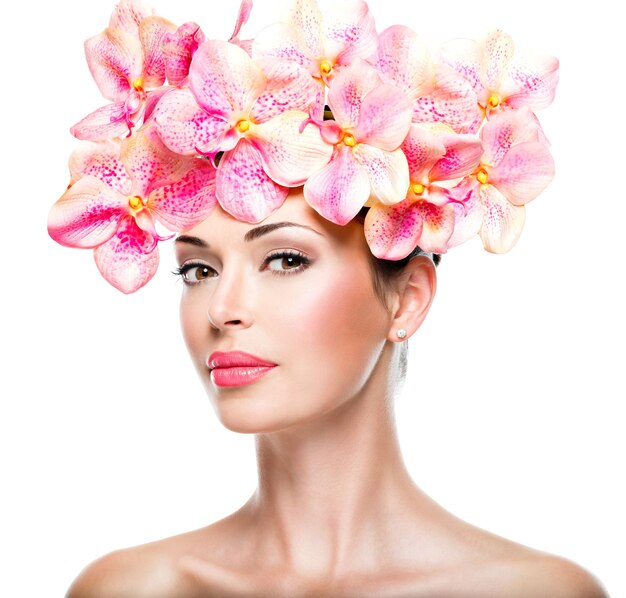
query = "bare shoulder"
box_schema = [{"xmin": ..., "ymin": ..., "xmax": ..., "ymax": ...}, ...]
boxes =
[
  {"xmin": 467, "ymin": 553, "xmax": 609, "ymax": 598},
  {"xmin": 65, "ymin": 544, "xmax": 180, "ymax": 598}
]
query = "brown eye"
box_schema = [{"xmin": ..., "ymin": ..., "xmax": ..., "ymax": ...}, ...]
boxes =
[
  {"xmin": 268, "ymin": 255, "xmax": 301, "ymax": 271},
  {"xmin": 178, "ymin": 263, "xmax": 216, "ymax": 284}
]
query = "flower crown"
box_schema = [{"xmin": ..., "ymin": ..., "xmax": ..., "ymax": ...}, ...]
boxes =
[{"xmin": 47, "ymin": 0, "xmax": 559, "ymax": 293}]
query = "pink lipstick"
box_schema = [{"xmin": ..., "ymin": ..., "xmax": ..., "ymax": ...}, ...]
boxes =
[{"xmin": 207, "ymin": 351, "xmax": 277, "ymax": 388}]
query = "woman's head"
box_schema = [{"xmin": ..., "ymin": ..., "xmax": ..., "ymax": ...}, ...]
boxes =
[{"xmin": 175, "ymin": 188, "xmax": 436, "ymax": 434}]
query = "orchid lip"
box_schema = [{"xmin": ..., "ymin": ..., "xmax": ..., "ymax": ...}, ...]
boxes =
[{"xmin": 207, "ymin": 351, "xmax": 277, "ymax": 370}]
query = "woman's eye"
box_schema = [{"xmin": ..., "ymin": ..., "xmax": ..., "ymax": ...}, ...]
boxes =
[
  {"xmin": 178, "ymin": 264, "xmax": 216, "ymax": 283},
  {"xmin": 266, "ymin": 253, "xmax": 308, "ymax": 272}
]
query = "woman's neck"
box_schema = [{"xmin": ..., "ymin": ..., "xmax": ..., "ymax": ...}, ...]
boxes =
[{"xmin": 242, "ymin": 347, "xmax": 429, "ymax": 580}]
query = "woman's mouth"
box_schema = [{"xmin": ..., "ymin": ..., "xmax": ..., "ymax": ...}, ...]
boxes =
[{"xmin": 207, "ymin": 351, "xmax": 277, "ymax": 388}]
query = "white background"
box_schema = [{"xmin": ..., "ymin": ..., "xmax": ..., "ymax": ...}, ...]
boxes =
[{"xmin": 1, "ymin": 0, "xmax": 624, "ymax": 596}]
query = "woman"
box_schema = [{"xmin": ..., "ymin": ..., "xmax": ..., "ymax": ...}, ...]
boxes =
[{"xmin": 47, "ymin": 0, "xmax": 608, "ymax": 595}]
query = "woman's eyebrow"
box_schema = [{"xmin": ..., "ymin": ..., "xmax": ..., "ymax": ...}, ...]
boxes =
[
  {"xmin": 175, "ymin": 235, "xmax": 208, "ymax": 248},
  {"xmin": 243, "ymin": 222, "xmax": 324, "ymax": 242}
]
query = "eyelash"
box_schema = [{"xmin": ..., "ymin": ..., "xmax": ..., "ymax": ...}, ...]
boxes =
[{"xmin": 173, "ymin": 250, "xmax": 311, "ymax": 285}]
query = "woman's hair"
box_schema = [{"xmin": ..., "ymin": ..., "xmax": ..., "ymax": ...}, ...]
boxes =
[{"xmin": 356, "ymin": 207, "xmax": 441, "ymax": 382}]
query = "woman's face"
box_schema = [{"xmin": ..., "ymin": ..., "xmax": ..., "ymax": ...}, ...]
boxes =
[{"xmin": 175, "ymin": 189, "xmax": 394, "ymax": 433}]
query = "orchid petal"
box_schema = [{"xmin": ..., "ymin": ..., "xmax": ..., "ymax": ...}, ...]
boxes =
[
  {"xmin": 355, "ymin": 83, "xmax": 412, "ymax": 150},
  {"xmin": 48, "ymin": 176, "xmax": 126, "ymax": 248},
  {"xmin": 109, "ymin": 0, "xmax": 152, "ymax": 35},
  {"xmin": 288, "ymin": 0, "xmax": 324, "ymax": 59},
  {"xmin": 121, "ymin": 125, "xmax": 185, "ymax": 197},
  {"xmin": 438, "ymin": 37, "xmax": 482, "ymax": 96},
  {"xmin": 323, "ymin": 0, "xmax": 378, "ymax": 66},
  {"xmin": 164, "ymin": 22, "xmax": 205, "ymax": 87},
  {"xmin": 251, "ymin": 60, "xmax": 318, "ymax": 123},
  {"xmin": 374, "ymin": 25, "xmax": 433, "ymax": 99},
  {"xmin": 153, "ymin": 87, "xmax": 229, "ymax": 155},
  {"xmin": 507, "ymin": 49, "xmax": 559, "ymax": 111},
  {"xmin": 482, "ymin": 30, "xmax": 514, "ymax": 92},
  {"xmin": 68, "ymin": 139, "xmax": 131, "ymax": 195},
  {"xmin": 327, "ymin": 59, "xmax": 381, "ymax": 128},
  {"xmin": 70, "ymin": 101, "xmax": 135, "ymax": 141},
  {"xmin": 490, "ymin": 141, "xmax": 555, "ymax": 206},
  {"xmin": 94, "ymin": 215, "xmax": 160, "ymax": 293},
  {"xmin": 429, "ymin": 132, "xmax": 483, "ymax": 181},
  {"xmin": 480, "ymin": 107, "xmax": 540, "ymax": 167},
  {"xmin": 413, "ymin": 201, "xmax": 455, "ymax": 253},
  {"xmin": 230, "ymin": 0, "xmax": 253, "ymax": 41},
  {"xmin": 304, "ymin": 145, "xmax": 370, "ymax": 225},
  {"xmin": 190, "ymin": 40, "xmax": 265, "ymax": 118},
  {"xmin": 251, "ymin": 111, "xmax": 333, "ymax": 186},
  {"xmin": 216, "ymin": 139, "xmax": 287, "ymax": 223},
  {"xmin": 413, "ymin": 64, "xmax": 483, "ymax": 134},
  {"xmin": 143, "ymin": 86, "xmax": 170, "ymax": 123},
  {"xmin": 140, "ymin": 16, "xmax": 177, "ymax": 89},
  {"xmin": 85, "ymin": 28, "xmax": 142, "ymax": 102},
  {"xmin": 401, "ymin": 125, "xmax": 447, "ymax": 183},
  {"xmin": 353, "ymin": 145, "xmax": 409, "ymax": 205},
  {"xmin": 252, "ymin": 22, "xmax": 312, "ymax": 71},
  {"xmin": 446, "ymin": 178, "xmax": 482, "ymax": 248},
  {"xmin": 148, "ymin": 160, "xmax": 217, "ymax": 230},
  {"xmin": 364, "ymin": 199, "xmax": 422, "ymax": 260},
  {"xmin": 479, "ymin": 183, "xmax": 526, "ymax": 253}
]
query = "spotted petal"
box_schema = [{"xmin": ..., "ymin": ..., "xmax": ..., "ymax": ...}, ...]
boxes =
[
  {"xmin": 428, "ymin": 132, "xmax": 483, "ymax": 181},
  {"xmin": 140, "ymin": 16, "xmax": 177, "ymax": 89},
  {"xmin": 490, "ymin": 141, "xmax": 555, "ymax": 206},
  {"xmin": 482, "ymin": 30, "xmax": 514, "ymax": 93},
  {"xmin": 190, "ymin": 40, "xmax": 265, "ymax": 119},
  {"xmin": 164, "ymin": 22, "xmax": 205, "ymax": 87},
  {"xmin": 374, "ymin": 25, "xmax": 433, "ymax": 99},
  {"xmin": 252, "ymin": 22, "xmax": 313, "ymax": 72},
  {"xmin": 94, "ymin": 215, "xmax": 160, "ymax": 293},
  {"xmin": 70, "ymin": 101, "xmax": 135, "ymax": 141},
  {"xmin": 413, "ymin": 201, "xmax": 455, "ymax": 253},
  {"xmin": 68, "ymin": 140, "xmax": 131, "ymax": 194},
  {"xmin": 446, "ymin": 178, "xmax": 482, "ymax": 248},
  {"xmin": 288, "ymin": 0, "xmax": 324, "ymax": 59},
  {"xmin": 479, "ymin": 183, "xmax": 526, "ymax": 253},
  {"xmin": 216, "ymin": 139, "xmax": 288, "ymax": 223},
  {"xmin": 109, "ymin": 0, "xmax": 152, "ymax": 35},
  {"xmin": 353, "ymin": 144, "xmax": 409, "ymax": 205},
  {"xmin": 251, "ymin": 111, "xmax": 333, "ymax": 186},
  {"xmin": 85, "ymin": 28, "xmax": 142, "ymax": 102},
  {"xmin": 148, "ymin": 159, "xmax": 217, "ymax": 230},
  {"xmin": 48, "ymin": 176, "xmax": 126, "ymax": 248},
  {"xmin": 154, "ymin": 87, "xmax": 230, "ymax": 155},
  {"xmin": 507, "ymin": 49, "xmax": 559, "ymax": 111},
  {"xmin": 402, "ymin": 125, "xmax": 447, "ymax": 183},
  {"xmin": 364, "ymin": 199, "xmax": 422, "ymax": 260}
]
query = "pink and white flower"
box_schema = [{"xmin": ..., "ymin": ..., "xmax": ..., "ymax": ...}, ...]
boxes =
[
  {"xmin": 48, "ymin": 125, "xmax": 217, "ymax": 293},
  {"xmin": 364, "ymin": 123, "xmax": 483, "ymax": 257},
  {"xmin": 439, "ymin": 29, "xmax": 559, "ymax": 116},
  {"xmin": 154, "ymin": 39, "xmax": 332, "ymax": 223},
  {"xmin": 71, "ymin": 0, "xmax": 176, "ymax": 141},
  {"xmin": 303, "ymin": 59, "xmax": 412, "ymax": 225}
]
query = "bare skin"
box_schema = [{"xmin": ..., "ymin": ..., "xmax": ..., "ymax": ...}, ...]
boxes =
[{"xmin": 67, "ymin": 193, "xmax": 608, "ymax": 598}]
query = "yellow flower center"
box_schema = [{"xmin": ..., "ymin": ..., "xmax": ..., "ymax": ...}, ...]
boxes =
[
  {"xmin": 476, "ymin": 168, "xmax": 489, "ymax": 185},
  {"xmin": 411, "ymin": 182, "xmax": 425, "ymax": 195},
  {"xmin": 236, "ymin": 119, "xmax": 251, "ymax": 133},
  {"xmin": 132, "ymin": 77, "xmax": 144, "ymax": 92},
  {"xmin": 487, "ymin": 93, "xmax": 501, "ymax": 109},
  {"xmin": 343, "ymin": 133, "xmax": 356, "ymax": 147},
  {"xmin": 128, "ymin": 196, "xmax": 144, "ymax": 210},
  {"xmin": 320, "ymin": 59, "xmax": 332, "ymax": 76}
]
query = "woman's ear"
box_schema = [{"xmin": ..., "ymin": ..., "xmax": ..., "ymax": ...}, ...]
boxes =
[{"xmin": 386, "ymin": 256, "xmax": 437, "ymax": 342}]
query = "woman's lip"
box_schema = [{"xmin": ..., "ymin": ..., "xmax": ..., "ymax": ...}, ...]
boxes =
[
  {"xmin": 207, "ymin": 350, "xmax": 277, "ymax": 370},
  {"xmin": 211, "ymin": 366, "xmax": 276, "ymax": 388}
]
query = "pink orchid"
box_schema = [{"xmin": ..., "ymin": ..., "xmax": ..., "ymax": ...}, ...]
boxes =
[
  {"xmin": 439, "ymin": 29, "xmax": 559, "ymax": 116},
  {"xmin": 303, "ymin": 59, "xmax": 412, "ymax": 225},
  {"xmin": 372, "ymin": 25, "xmax": 483, "ymax": 134},
  {"xmin": 364, "ymin": 123, "xmax": 483, "ymax": 257},
  {"xmin": 71, "ymin": 0, "xmax": 176, "ymax": 141},
  {"xmin": 163, "ymin": 22, "xmax": 206, "ymax": 87},
  {"xmin": 252, "ymin": 0, "xmax": 378, "ymax": 117},
  {"xmin": 48, "ymin": 125, "xmax": 217, "ymax": 293},
  {"xmin": 456, "ymin": 107, "xmax": 555, "ymax": 253},
  {"xmin": 154, "ymin": 39, "xmax": 332, "ymax": 223}
]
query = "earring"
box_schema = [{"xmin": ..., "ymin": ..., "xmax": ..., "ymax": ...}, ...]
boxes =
[{"xmin": 396, "ymin": 329, "xmax": 407, "ymax": 339}]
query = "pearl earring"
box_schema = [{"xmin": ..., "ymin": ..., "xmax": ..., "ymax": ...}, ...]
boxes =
[{"xmin": 396, "ymin": 329, "xmax": 407, "ymax": 339}]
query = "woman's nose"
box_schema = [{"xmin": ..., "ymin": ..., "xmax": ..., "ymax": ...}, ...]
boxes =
[{"xmin": 206, "ymin": 270, "xmax": 254, "ymax": 331}]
